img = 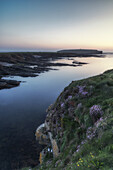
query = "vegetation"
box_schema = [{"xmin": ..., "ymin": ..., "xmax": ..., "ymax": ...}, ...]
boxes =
[{"xmin": 22, "ymin": 69, "xmax": 113, "ymax": 170}]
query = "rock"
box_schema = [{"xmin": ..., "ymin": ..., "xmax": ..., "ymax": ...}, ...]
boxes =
[
  {"xmin": 0, "ymin": 52, "xmax": 90, "ymax": 90},
  {"xmin": 72, "ymin": 60, "xmax": 88, "ymax": 65},
  {"xmin": 35, "ymin": 123, "xmax": 49, "ymax": 145},
  {"xmin": 0, "ymin": 79, "xmax": 20, "ymax": 90}
]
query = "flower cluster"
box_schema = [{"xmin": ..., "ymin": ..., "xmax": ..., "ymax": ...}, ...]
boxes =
[
  {"xmin": 76, "ymin": 158, "xmax": 84, "ymax": 167},
  {"xmin": 90, "ymin": 105, "xmax": 103, "ymax": 122},
  {"xmin": 77, "ymin": 85, "xmax": 88, "ymax": 96},
  {"xmin": 73, "ymin": 153, "xmax": 103, "ymax": 169},
  {"xmin": 86, "ymin": 127, "xmax": 96, "ymax": 140}
]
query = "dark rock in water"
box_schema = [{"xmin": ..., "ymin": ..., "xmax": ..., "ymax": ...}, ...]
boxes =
[
  {"xmin": 72, "ymin": 60, "xmax": 88, "ymax": 65},
  {"xmin": 0, "ymin": 79, "xmax": 20, "ymax": 89}
]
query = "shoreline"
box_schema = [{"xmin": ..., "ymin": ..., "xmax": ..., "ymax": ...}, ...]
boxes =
[
  {"xmin": 0, "ymin": 54, "xmax": 113, "ymax": 169},
  {"xmin": 0, "ymin": 52, "xmax": 99, "ymax": 90}
]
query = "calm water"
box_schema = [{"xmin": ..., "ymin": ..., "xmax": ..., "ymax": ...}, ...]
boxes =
[{"xmin": 0, "ymin": 54, "xmax": 113, "ymax": 169}]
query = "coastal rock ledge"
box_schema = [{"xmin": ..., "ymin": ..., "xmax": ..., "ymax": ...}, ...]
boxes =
[{"xmin": 35, "ymin": 69, "xmax": 113, "ymax": 169}]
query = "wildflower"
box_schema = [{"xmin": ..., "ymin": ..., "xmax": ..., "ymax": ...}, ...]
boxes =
[
  {"xmin": 90, "ymin": 105, "xmax": 103, "ymax": 116},
  {"xmin": 77, "ymin": 103, "xmax": 82, "ymax": 109},
  {"xmin": 61, "ymin": 103, "xmax": 64, "ymax": 108},
  {"xmin": 86, "ymin": 127, "xmax": 96, "ymax": 139},
  {"xmin": 77, "ymin": 85, "xmax": 88, "ymax": 96},
  {"xmin": 82, "ymin": 91, "xmax": 88, "ymax": 95},
  {"xmin": 68, "ymin": 95, "xmax": 72, "ymax": 100},
  {"xmin": 90, "ymin": 105, "xmax": 103, "ymax": 122},
  {"xmin": 76, "ymin": 149, "xmax": 80, "ymax": 152},
  {"xmin": 99, "ymin": 117, "xmax": 103, "ymax": 121},
  {"xmin": 77, "ymin": 85, "xmax": 85, "ymax": 93}
]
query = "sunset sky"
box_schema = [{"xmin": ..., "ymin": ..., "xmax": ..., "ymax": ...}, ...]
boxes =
[{"xmin": 0, "ymin": 0, "xmax": 113, "ymax": 52}]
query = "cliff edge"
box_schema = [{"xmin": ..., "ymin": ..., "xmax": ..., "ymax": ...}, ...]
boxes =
[{"xmin": 36, "ymin": 69, "xmax": 113, "ymax": 170}]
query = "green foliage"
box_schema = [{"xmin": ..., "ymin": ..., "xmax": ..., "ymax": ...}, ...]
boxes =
[{"xmin": 37, "ymin": 70, "xmax": 113, "ymax": 170}]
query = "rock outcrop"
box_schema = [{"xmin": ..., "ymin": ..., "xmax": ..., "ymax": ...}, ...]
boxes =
[
  {"xmin": 35, "ymin": 121, "xmax": 59, "ymax": 164},
  {"xmin": 36, "ymin": 69, "xmax": 113, "ymax": 169},
  {"xmin": 0, "ymin": 52, "xmax": 91, "ymax": 90}
]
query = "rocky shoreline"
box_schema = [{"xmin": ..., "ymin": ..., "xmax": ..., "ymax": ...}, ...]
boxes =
[
  {"xmin": 0, "ymin": 52, "xmax": 96, "ymax": 90},
  {"xmin": 0, "ymin": 78, "xmax": 20, "ymax": 90}
]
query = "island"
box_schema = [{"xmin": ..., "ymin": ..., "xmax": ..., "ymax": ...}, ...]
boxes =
[{"xmin": 57, "ymin": 49, "xmax": 103, "ymax": 54}]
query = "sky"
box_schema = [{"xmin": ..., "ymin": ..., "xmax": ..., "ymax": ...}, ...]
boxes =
[{"xmin": 0, "ymin": 0, "xmax": 113, "ymax": 52}]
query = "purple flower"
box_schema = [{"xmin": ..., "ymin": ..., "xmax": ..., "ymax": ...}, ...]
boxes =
[
  {"xmin": 77, "ymin": 85, "xmax": 88, "ymax": 96},
  {"xmin": 61, "ymin": 103, "xmax": 64, "ymax": 108},
  {"xmin": 90, "ymin": 105, "xmax": 103, "ymax": 116},
  {"xmin": 82, "ymin": 91, "xmax": 88, "ymax": 96},
  {"xmin": 99, "ymin": 117, "xmax": 103, "ymax": 121},
  {"xmin": 77, "ymin": 103, "xmax": 82, "ymax": 109},
  {"xmin": 68, "ymin": 95, "xmax": 72, "ymax": 100},
  {"xmin": 86, "ymin": 127, "xmax": 96, "ymax": 140},
  {"xmin": 77, "ymin": 85, "xmax": 85, "ymax": 93},
  {"xmin": 90, "ymin": 105, "xmax": 103, "ymax": 122}
]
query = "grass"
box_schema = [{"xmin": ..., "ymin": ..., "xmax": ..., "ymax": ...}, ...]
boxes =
[{"xmin": 22, "ymin": 69, "xmax": 113, "ymax": 170}]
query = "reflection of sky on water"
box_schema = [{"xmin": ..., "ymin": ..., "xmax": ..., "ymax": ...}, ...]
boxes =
[
  {"xmin": 1, "ymin": 54, "xmax": 113, "ymax": 128},
  {"xmin": 0, "ymin": 54, "xmax": 113, "ymax": 169},
  {"xmin": 1, "ymin": 54, "xmax": 113, "ymax": 126}
]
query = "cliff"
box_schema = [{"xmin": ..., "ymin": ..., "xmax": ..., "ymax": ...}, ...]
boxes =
[{"xmin": 35, "ymin": 69, "xmax": 113, "ymax": 170}]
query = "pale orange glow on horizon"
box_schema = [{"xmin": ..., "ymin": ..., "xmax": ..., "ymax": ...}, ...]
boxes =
[{"xmin": 0, "ymin": 0, "xmax": 113, "ymax": 52}]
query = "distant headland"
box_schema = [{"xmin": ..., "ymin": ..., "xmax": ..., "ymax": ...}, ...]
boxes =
[{"xmin": 57, "ymin": 49, "xmax": 103, "ymax": 54}]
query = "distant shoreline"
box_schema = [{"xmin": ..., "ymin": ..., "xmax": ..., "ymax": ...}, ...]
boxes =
[{"xmin": 0, "ymin": 52, "xmax": 104, "ymax": 90}]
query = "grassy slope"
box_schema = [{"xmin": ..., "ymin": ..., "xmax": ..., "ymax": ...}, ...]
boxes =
[{"xmin": 23, "ymin": 69, "xmax": 113, "ymax": 170}]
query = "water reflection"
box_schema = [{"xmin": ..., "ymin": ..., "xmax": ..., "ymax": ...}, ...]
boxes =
[{"xmin": 0, "ymin": 54, "xmax": 113, "ymax": 169}]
